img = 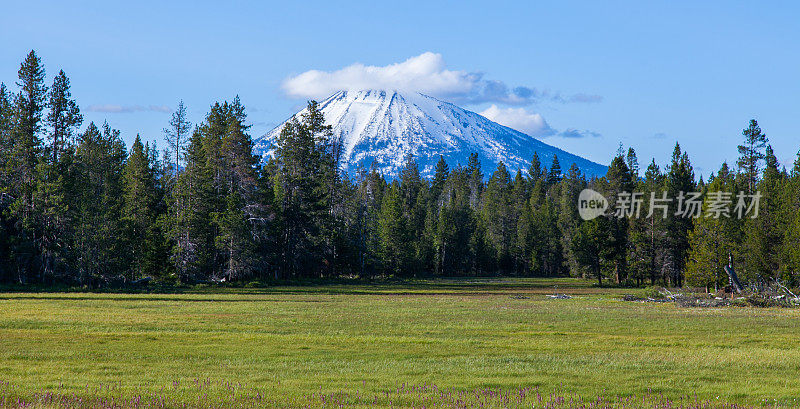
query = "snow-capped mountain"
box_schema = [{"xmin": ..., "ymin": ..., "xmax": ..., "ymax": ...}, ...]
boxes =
[{"xmin": 254, "ymin": 90, "xmax": 607, "ymax": 178}]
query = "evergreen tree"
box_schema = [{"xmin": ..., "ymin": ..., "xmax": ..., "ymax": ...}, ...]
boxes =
[
  {"xmin": 482, "ymin": 162, "xmax": 515, "ymax": 272},
  {"xmin": 782, "ymin": 153, "xmax": 800, "ymax": 284},
  {"xmin": 427, "ymin": 155, "xmax": 450, "ymax": 274},
  {"xmin": 429, "ymin": 155, "xmax": 449, "ymax": 205},
  {"xmin": 0, "ymin": 83, "xmax": 13, "ymax": 281},
  {"xmin": 31, "ymin": 70, "xmax": 82, "ymax": 281},
  {"xmin": 547, "ymin": 155, "xmax": 562, "ymax": 184},
  {"xmin": 0, "ymin": 82, "xmax": 11, "ymax": 139},
  {"xmin": 14, "ymin": 51, "xmax": 48, "ymax": 148},
  {"xmin": 46, "ymin": 70, "xmax": 82, "ymax": 162},
  {"xmin": 164, "ymin": 100, "xmax": 192, "ymax": 179},
  {"xmin": 272, "ymin": 101, "xmax": 337, "ymax": 278},
  {"xmin": 743, "ymin": 145, "xmax": 784, "ymax": 281},
  {"xmin": 528, "ymin": 152, "xmax": 544, "ymax": 182},
  {"xmin": 398, "ymin": 155, "xmax": 429, "ymax": 274},
  {"xmin": 737, "ymin": 119, "xmax": 768, "ymax": 193},
  {"xmin": 171, "ymin": 128, "xmax": 215, "ymax": 282},
  {"xmin": 7, "ymin": 51, "xmax": 49, "ymax": 282},
  {"xmin": 123, "ymin": 135, "xmax": 159, "ymax": 280},
  {"xmin": 664, "ymin": 143, "xmax": 695, "ymax": 286},
  {"xmin": 436, "ymin": 166, "xmax": 476, "ymax": 275},
  {"xmin": 626, "ymin": 147, "xmax": 640, "ymax": 181},
  {"xmin": 627, "ymin": 160, "xmax": 667, "ymax": 284},
  {"xmin": 686, "ymin": 163, "xmax": 737, "ymax": 290},
  {"xmin": 572, "ymin": 216, "xmax": 611, "ymax": 286},
  {"xmin": 466, "ymin": 152, "xmax": 483, "ymax": 210},
  {"xmin": 214, "ymin": 190, "xmax": 256, "ymax": 280},
  {"xmin": 602, "ymin": 155, "xmax": 633, "ymax": 283},
  {"xmin": 10, "ymin": 52, "xmax": 48, "ymax": 201},
  {"xmin": 72, "ymin": 122, "xmax": 127, "ymax": 285},
  {"xmin": 558, "ymin": 163, "xmax": 586, "ymax": 277},
  {"xmin": 378, "ymin": 182, "xmax": 412, "ymax": 275}
]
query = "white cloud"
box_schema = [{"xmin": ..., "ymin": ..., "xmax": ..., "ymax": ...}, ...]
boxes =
[
  {"xmin": 283, "ymin": 52, "xmax": 473, "ymax": 100},
  {"xmin": 479, "ymin": 105, "xmax": 554, "ymax": 137},
  {"xmin": 282, "ymin": 52, "xmax": 601, "ymax": 106},
  {"xmin": 479, "ymin": 105, "xmax": 602, "ymax": 139}
]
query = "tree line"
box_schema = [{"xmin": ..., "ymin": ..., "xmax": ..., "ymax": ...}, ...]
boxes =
[{"xmin": 1, "ymin": 51, "xmax": 799, "ymax": 288}]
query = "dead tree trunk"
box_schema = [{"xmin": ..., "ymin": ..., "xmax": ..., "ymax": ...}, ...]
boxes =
[{"xmin": 723, "ymin": 253, "xmax": 744, "ymax": 294}]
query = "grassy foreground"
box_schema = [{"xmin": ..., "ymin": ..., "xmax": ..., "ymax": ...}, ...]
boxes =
[{"xmin": 0, "ymin": 278, "xmax": 798, "ymax": 408}]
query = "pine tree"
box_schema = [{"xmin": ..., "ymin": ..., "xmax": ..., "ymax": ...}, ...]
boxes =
[
  {"xmin": 430, "ymin": 155, "xmax": 449, "ymax": 205},
  {"xmin": 603, "ymin": 155, "xmax": 633, "ymax": 283},
  {"xmin": 164, "ymin": 100, "xmax": 191, "ymax": 179},
  {"xmin": 350, "ymin": 167, "xmax": 386, "ymax": 277},
  {"xmin": 547, "ymin": 155, "xmax": 562, "ymax": 185},
  {"xmin": 46, "ymin": 70, "xmax": 82, "ymax": 162},
  {"xmin": 0, "ymin": 83, "xmax": 13, "ymax": 281},
  {"xmin": 378, "ymin": 182, "xmax": 411, "ymax": 276},
  {"xmin": 72, "ymin": 122, "xmax": 127, "ymax": 284},
  {"xmin": 572, "ymin": 216, "xmax": 611, "ymax": 286},
  {"xmin": 627, "ymin": 160, "xmax": 668, "ymax": 284},
  {"xmin": 14, "ymin": 51, "xmax": 48, "ymax": 147},
  {"xmin": 558, "ymin": 163, "xmax": 586, "ymax": 277},
  {"xmin": 29, "ymin": 70, "xmax": 83, "ymax": 281},
  {"xmin": 528, "ymin": 152, "xmax": 544, "ymax": 182},
  {"xmin": 0, "ymin": 83, "xmax": 13, "ymax": 193},
  {"xmin": 218, "ymin": 101, "xmax": 259, "ymax": 278},
  {"xmin": 123, "ymin": 135, "xmax": 158, "ymax": 280},
  {"xmin": 171, "ymin": 128, "xmax": 215, "ymax": 282},
  {"xmin": 6, "ymin": 51, "xmax": 49, "ymax": 282},
  {"xmin": 272, "ymin": 101, "xmax": 337, "ymax": 278},
  {"xmin": 743, "ymin": 145, "xmax": 784, "ymax": 281},
  {"xmin": 686, "ymin": 163, "xmax": 737, "ymax": 290},
  {"xmin": 737, "ymin": 119, "xmax": 768, "ymax": 193},
  {"xmin": 10, "ymin": 51, "xmax": 48, "ymax": 214},
  {"xmin": 466, "ymin": 152, "xmax": 483, "ymax": 210},
  {"xmin": 214, "ymin": 190, "xmax": 256, "ymax": 281},
  {"xmin": 482, "ymin": 162, "xmax": 515, "ymax": 272},
  {"xmin": 665, "ymin": 143, "xmax": 695, "ymax": 286},
  {"xmin": 782, "ymin": 153, "xmax": 800, "ymax": 284},
  {"xmin": 626, "ymin": 147, "xmax": 640, "ymax": 181},
  {"xmin": 398, "ymin": 155, "xmax": 429, "ymax": 274}
]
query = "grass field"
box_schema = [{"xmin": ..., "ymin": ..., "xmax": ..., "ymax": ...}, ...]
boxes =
[{"xmin": 0, "ymin": 278, "xmax": 798, "ymax": 408}]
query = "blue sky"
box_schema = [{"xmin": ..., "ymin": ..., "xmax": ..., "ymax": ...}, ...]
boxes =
[{"xmin": 2, "ymin": 0, "xmax": 799, "ymax": 177}]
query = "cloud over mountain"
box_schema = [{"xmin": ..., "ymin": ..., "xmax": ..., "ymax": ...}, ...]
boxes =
[{"xmin": 282, "ymin": 52, "xmax": 601, "ymax": 106}]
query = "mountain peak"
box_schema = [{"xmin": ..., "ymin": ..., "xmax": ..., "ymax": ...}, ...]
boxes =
[{"xmin": 254, "ymin": 90, "xmax": 606, "ymax": 178}]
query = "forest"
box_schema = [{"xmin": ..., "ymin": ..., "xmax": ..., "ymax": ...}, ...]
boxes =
[{"xmin": 2, "ymin": 50, "xmax": 799, "ymax": 289}]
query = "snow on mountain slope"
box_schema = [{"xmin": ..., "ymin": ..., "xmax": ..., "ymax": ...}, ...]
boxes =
[{"xmin": 254, "ymin": 90, "xmax": 607, "ymax": 178}]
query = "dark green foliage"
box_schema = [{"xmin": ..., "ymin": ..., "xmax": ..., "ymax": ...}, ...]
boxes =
[
  {"xmin": 171, "ymin": 128, "xmax": 215, "ymax": 282},
  {"xmin": 664, "ymin": 143, "xmax": 695, "ymax": 287},
  {"xmin": 603, "ymin": 154, "xmax": 634, "ymax": 283},
  {"xmin": 72, "ymin": 122, "xmax": 128, "ymax": 284},
  {"xmin": 547, "ymin": 154, "xmax": 562, "ymax": 185},
  {"xmin": 627, "ymin": 160, "xmax": 667, "ymax": 285},
  {"xmin": 482, "ymin": 162, "xmax": 515, "ymax": 272}
]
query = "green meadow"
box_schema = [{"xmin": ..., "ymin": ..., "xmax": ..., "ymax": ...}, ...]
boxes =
[{"xmin": 0, "ymin": 278, "xmax": 798, "ymax": 408}]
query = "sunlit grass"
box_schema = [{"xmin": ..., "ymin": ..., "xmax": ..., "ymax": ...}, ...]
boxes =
[{"xmin": 0, "ymin": 278, "xmax": 797, "ymax": 407}]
